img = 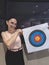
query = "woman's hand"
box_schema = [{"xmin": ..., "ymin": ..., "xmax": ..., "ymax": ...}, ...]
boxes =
[
  {"xmin": 16, "ymin": 29, "xmax": 23, "ymax": 35},
  {"xmin": 48, "ymin": 26, "xmax": 49, "ymax": 29}
]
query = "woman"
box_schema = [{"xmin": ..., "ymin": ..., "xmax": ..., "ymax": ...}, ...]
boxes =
[{"xmin": 1, "ymin": 17, "xmax": 25, "ymax": 65}]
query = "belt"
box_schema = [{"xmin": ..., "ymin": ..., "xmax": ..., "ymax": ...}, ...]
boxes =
[{"xmin": 9, "ymin": 47, "xmax": 22, "ymax": 52}]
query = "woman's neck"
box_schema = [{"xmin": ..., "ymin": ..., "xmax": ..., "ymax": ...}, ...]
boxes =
[{"xmin": 8, "ymin": 29, "xmax": 16, "ymax": 34}]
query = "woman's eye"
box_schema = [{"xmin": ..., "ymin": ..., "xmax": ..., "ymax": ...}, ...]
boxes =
[
  {"xmin": 11, "ymin": 22, "xmax": 13, "ymax": 24},
  {"xmin": 11, "ymin": 22, "xmax": 16, "ymax": 25}
]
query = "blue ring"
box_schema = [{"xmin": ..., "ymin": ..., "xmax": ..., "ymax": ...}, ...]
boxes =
[{"xmin": 29, "ymin": 30, "xmax": 46, "ymax": 47}]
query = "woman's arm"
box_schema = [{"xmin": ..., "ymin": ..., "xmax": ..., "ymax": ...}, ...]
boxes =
[
  {"xmin": 48, "ymin": 26, "xmax": 49, "ymax": 29},
  {"xmin": 1, "ymin": 29, "xmax": 23, "ymax": 47}
]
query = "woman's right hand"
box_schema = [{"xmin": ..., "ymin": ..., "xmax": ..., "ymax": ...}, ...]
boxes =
[
  {"xmin": 48, "ymin": 26, "xmax": 49, "ymax": 29},
  {"xmin": 16, "ymin": 29, "xmax": 23, "ymax": 35}
]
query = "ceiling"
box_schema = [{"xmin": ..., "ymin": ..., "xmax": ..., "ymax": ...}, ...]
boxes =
[
  {"xmin": 8, "ymin": 0, "xmax": 49, "ymax": 2},
  {"xmin": 6, "ymin": 2, "xmax": 49, "ymax": 22},
  {"xmin": 0, "ymin": 0, "xmax": 5, "ymax": 19}
]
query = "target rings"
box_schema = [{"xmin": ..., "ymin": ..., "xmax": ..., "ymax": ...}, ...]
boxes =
[{"xmin": 29, "ymin": 30, "xmax": 46, "ymax": 47}]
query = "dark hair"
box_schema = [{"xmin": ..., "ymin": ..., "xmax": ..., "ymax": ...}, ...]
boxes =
[
  {"xmin": 6, "ymin": 17, "xmax": 21, "ymax": 29},
  {"xmin": 6, "ymin": 16, "xmax": 17, "ymax": 21}
]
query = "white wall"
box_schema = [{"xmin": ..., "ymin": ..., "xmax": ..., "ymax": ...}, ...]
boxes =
[{"xmin": 0, "ymin": 43, "xmax": 49, "ymax": 65}]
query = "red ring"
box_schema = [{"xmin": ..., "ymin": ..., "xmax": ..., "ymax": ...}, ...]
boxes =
[{"xmin": 34, "ymin": 34, "xmax": 41, "ymax": 42}]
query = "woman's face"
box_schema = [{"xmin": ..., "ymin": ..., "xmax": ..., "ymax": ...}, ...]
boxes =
[{"xmin": 7, "ymin": 18, "xmax": 17, "ymax": 31}]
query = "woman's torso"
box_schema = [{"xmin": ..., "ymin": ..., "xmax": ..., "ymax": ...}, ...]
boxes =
[{"xmin": 4, "ymin": 31, "xmax": 22, "ymax": 52}]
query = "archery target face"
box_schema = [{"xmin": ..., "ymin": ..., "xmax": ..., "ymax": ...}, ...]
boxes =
[
  {"xmin": 22, "ymin": 23, "xmax": 49, "ymax": 53},
  {"xmin": 29, "ymin": 30, "xmax": 46, "ymax": 47}
]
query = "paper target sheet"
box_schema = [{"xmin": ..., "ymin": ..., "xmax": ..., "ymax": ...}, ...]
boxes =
[{"xmin": 22, "ymin": 23, "xmax": 49, "ymax": 53}]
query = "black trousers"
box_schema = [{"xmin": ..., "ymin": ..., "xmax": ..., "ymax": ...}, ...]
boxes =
[{"xmin": 5, "ymin": 49, "xmax": 25, "ymax": 65}]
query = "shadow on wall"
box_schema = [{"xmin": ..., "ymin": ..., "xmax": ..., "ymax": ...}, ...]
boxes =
[
  {"xmin": 24, "ymin": 45, "xmax": 49, "ymax": 60},
  {"xmin": 22, "ymin": 20, "xmax": 49, "ymax": 61}
]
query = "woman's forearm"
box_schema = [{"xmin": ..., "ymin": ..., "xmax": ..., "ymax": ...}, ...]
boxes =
[{"xmin": 6, "ymin": 31, "xmax": 19, "ymax": 46}]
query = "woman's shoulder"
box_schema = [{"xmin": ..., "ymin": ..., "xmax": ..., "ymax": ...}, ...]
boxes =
[
  {"xmin": 1, "ymin": 31, "xmax": 7, "ymax": 33},
  {"xmin": 1, "ymin": 31, "xmax": 7, "ymax": 36}
]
